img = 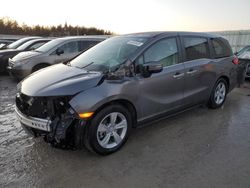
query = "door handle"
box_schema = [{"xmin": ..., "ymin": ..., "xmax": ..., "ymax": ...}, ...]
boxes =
[
  {"xmin": 187, "ymin": 70, "xmax": 198, "ymax": 74},
  {"xmin": 173, "ymin": 73, "xmax": 184, "ymax": 79}
]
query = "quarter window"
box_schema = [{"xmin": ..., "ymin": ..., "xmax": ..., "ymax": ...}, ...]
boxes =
[
  {"xmin": 212, "ymin": 38, "xmax": 232, "ymax": 58},
  {"xmin": 183, "ymin": 37, "xmax": 209, "ymax": 61},
  {"xmin": 143, "ymin": 38, "xmax": 179, "ymax": 67}
]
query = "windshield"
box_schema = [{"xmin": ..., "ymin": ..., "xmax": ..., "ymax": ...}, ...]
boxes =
[
  {"xmin": 70, "ymin": 36, "xmax": 148, "ymax": 72},
  {"xmin": 16, "ymin": 40, "xmax": 38, "ymax": 50},
  {"xmin": 237, "ymin": 46, "xmax": 250, "ymax": 57},
  {"xmin": 35, "ymin": 39, "xmax": 63, "ymax": 53},
  {"xmin": 7, "ymin": 38, "xmax": 36, "ymax": 49}
]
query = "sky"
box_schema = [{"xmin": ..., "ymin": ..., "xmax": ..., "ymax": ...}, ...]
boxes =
[{"xmin": 0, "ymin": 0, "xmax": 250, "ymax": 34}]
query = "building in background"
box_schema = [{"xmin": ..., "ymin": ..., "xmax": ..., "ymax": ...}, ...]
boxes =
[{"xmin": 214, "ymin": 30, "xmax": 250, "ymax": 53}]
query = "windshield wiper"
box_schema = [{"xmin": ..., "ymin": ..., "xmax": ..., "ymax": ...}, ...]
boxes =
[{"xmin": 82, "ymin": 62, "xmax": 95, "ymax": 69}]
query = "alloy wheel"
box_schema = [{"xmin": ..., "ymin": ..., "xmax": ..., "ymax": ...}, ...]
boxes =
[
  {"xmin": 214, "ymin": 82, "xmax": 226, "ymax": 105},
  {"xmin": 97, "ymin": 112, "xmax": 128, "ymax": 149}
]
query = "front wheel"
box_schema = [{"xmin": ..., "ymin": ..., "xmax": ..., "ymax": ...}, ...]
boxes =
[
  {"xmin": 208, "ymin": 78, "xmax": 228, "ymax": 109},
  {"xmin": 85, "ymin": 105, "xmax": 132, "ymax": 155}
]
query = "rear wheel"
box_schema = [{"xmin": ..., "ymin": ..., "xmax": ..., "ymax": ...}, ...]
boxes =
[
  {"xmin": 208, "ymin": 78, "xmax": 228, "ymax": 109},
  {"xmin": 85, "ymin": 105, "xmax": 132, "ymax": 155}
]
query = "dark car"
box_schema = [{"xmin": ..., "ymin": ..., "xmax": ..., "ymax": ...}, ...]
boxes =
[
  {"xmin": 8, "ymin": 36, "xmax": 108, "ymax": 79},
  {"xmin": 15, "ymin": 32, "xmax": 239, "ymax": 155},
  {"xmin": 245, "ymin": 62, "xmax": 250, "ymax": 78},
  {"xmin": 0, "ymin": 38, "xmax": 50, "ymax": 73}
]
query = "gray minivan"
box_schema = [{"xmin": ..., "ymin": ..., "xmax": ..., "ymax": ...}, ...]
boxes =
[
  {"xmin": 8, "ymin": 36, "xmax": 108, "ymax": 78},
  {"xmin": 15, "ymin": 32, "xmax": 239, "ymax": 155}
]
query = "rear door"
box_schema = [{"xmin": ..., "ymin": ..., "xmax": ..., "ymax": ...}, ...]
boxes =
[
  {"xmin": 136, "ymin": 37, "xmax": 185, "ymax": 120},
  {"xmin": 210, "ymin": 38, "xmax": 238, "ymax": 87},
  {"xmin": 181, "ymin": 36, "xmax": 214, "ymax": 106}
]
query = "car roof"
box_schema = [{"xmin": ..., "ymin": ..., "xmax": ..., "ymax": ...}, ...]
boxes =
[
  {"xmin": 122, "ymin": 31, "xmax": 222, "ymax": 39},
  {"xmin": 27, "ymin": 38, "xmax": 52, "ymax": 42},
  {"xmin": 58, "ymin": 35, "xmax": 110, "ymax": 41}
]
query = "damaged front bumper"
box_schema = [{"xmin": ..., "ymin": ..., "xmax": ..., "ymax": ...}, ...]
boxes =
[
  {"xmin": 15, "ymin": 107, "xmax": 51, "ymax": 132},
  {"xmin": 15, "ymin": 92, "xmax": 87, "ymax": 149}
]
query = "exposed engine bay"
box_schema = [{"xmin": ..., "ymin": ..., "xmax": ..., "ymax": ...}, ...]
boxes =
[{"xmin": 16, "ymin": 92, "xmax": 86, "ymax": 149}]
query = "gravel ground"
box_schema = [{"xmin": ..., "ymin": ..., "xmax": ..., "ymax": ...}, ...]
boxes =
[{"xmin": 0, "ymin": 75, "xmax": 250, "ymax": 188}]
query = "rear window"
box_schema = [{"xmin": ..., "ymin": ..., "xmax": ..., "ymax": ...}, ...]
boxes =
[
  {"xmin": 211, "ymin": 38, "xmax": 232, "ymax": 58},
  {"xmin": 183, "ymin": 37, "xmax": 210, "ymax": 61}
]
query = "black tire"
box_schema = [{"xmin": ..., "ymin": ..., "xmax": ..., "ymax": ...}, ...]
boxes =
[
  {"xmin": 84, "ymin": 105, "xmax": 132, "ymax": 155},
  {"xmin": 208, "ymin": 78, "xmax": 228, "ymax": 109}
]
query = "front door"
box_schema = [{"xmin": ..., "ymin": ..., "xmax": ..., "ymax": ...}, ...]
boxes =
[{"xmin": 136, "ymin": 37, "xmax": 185, "ymax": 121}]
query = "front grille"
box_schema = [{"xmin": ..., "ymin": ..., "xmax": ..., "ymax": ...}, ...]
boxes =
[
  {"xmin": 16, "ymin": 93, "xmax": 51, "ymax": 119},
  {"xmin": 16, "ymin": 93, "xmax": 72, "ymax": 119}
]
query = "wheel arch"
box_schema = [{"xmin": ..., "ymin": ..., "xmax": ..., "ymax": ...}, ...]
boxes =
[
  {"xmin": 217, "ymin": 75, "xmax": 230, "ymax": 91},
  {"xmin": 92, "ymin": 99, "xmax": 138, "ymax": 128}
]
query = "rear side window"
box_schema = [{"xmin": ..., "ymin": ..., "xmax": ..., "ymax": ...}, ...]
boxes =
[
  {"xmin": 183, "ymin": 37, "xmax": 209, "ymax": 61},
  {"xmin": 211, "ymin": 38, "xmax": 232, "ymax": 58},
  {"xmin": 78, "ymin": 41, "xmax": 100, "ymax": 51}
]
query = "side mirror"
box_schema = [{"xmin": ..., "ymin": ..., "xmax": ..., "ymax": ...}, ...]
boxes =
[
  {"xmin": 56, "ymin": 48, "xmax": 64, "ymax": 56},
  {"xmin": 143, "ymin": 62, "xmax": 163, "ymax": 74}
]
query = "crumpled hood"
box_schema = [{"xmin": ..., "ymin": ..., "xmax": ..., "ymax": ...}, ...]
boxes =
[
  {"xmin": 12, "ymin": 51, "xmax": 41, "ymax": 61},
  {"xmin": 20, "ymin": 63, "xmax": 103, "ymax": 96}
]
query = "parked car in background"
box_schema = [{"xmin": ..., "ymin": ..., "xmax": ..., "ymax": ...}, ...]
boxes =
[
  {"xmin": 235, "ymin": 45, "xmax": 250, "ymax": 57},
  {"xmin": 246, "ymin": 63, "xmax": 250, "ymax": 78},
  {"xmin": 15, "ymin": 32, "xmax": 239, "ymax": 155},
  {"xmin": 0, "ymin": 38, "xmax": 51, "ymax": 73},
  {"xmin": 8, "ymin": 36, "xmax": 108, "ymax": 79},
  {"xmin": 237, "ymin": 50, "xmax": 250, "ymax": 79},
  {"xmin": 2, "ymin": 36, "xmax": 41, "ymax": 50},
  {"xmin": 0, "ymin": 39, "xmax": 13, "ymax": 49}
]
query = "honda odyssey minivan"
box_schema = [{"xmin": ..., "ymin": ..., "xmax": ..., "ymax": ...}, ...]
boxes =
[{"xmin": 15, "ymin": 32, "xmax": 239, "ymax": 155}]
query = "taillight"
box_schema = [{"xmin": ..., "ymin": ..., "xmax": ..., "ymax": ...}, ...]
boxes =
[{"xmin": 232, "ymin": 56, "xmax": 239, "ymax": 65}]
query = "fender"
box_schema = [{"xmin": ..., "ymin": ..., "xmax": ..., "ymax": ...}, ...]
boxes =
[{"xmin": 69, "ymin": 78, "xmax": 141, "ymax": 118}]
